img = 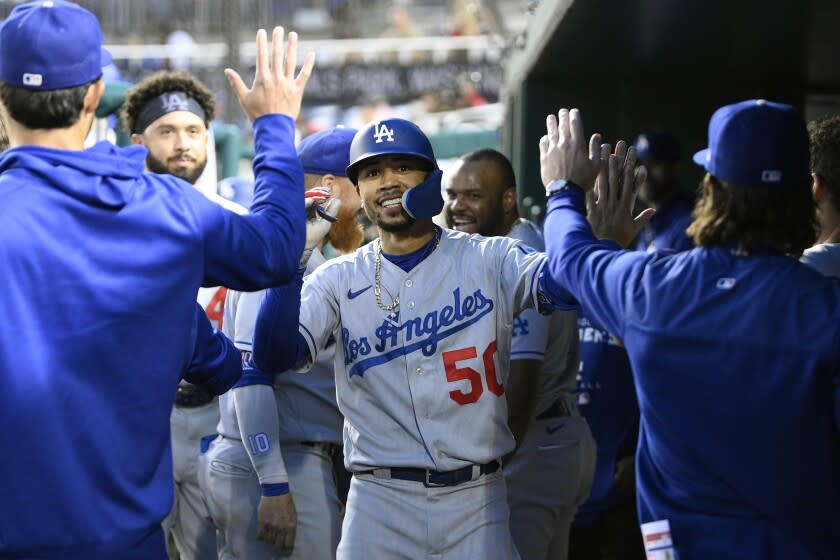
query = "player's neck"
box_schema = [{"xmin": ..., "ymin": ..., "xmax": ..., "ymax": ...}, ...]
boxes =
[
  {"xmin": 817, "ymin": 204, "xmax": 840, "ymax": 244},
  {"xmin": 7, "ymin": 117, "xmax": 90, "ymax": 151},
  {"xmin": 378, "ymin": 220, "xmax": 436, "ymax": 255}
]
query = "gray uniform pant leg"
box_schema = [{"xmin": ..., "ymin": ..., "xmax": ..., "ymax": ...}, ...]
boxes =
[
  {"xmin": 338, "ymin": 471, "xmax": 520, "ymax": 560},
  {"xmin": 504, "ymin": 415, "xmax": 597, "ymax": 560},
  {"xmin": 167, "ymin": 402, "xmax": 220, "ymax": 560},
  {"xmin": 200, "ymin": 437, "xmax": 341, "ymax": 560}
]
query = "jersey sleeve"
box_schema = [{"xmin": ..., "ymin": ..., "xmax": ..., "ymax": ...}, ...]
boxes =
[
  {"xmin": 510, "ymin": 308, "xmax": 550, "ymax": 362},
  {"xmin": 543, "ymin": 186, "xmax": 652, "ymax": 339},
  {"xmin": 226, "ymin": 289, "xmax": 274, "ymax": 388},
  {"xmin": 294, "ymin": 265, "xmax": 342, "ymax": 372},
  {"xmin": 233, "ymin": 384, "xmax": 289, "ymax": 492},
  {"xmin": 183, "ymin": 114, "xmax": 306, "ymax": 291},
  {"xmin": 183, "ymin": 302, "xmax": 243, "ymax": 394},
  {"xmin": 498, "ymin": 240, "xmax": 549, "ymax": 317}
]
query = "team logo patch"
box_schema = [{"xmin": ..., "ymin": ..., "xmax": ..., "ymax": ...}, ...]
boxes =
[
  {"xmin": 161, "ymin": 92, "xmax": 190, "ymax": 112},
  {"xmin": 22, "ymin": 73, "xmax": 43, "ymax": 87},
  {"xmin": 373, "ymin": 122, "xmax": 395, "ymax": 144}
]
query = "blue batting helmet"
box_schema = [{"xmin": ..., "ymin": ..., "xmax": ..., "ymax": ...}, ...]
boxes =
[{"xmin": 346, "ymin": 119, "xmax": 443, "ymax": 219}]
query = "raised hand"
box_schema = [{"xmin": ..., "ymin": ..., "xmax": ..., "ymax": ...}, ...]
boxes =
[
  {"xmin": 585, "ymin": 141, "xmax": 655, "ymax": 248},
  {"xmin": 224, "ymin": 27, "xmax": 315, "ymax": 122},
  {"xmin": 539, "ymin": 108, "xmax": 602, "ymax": 190}
]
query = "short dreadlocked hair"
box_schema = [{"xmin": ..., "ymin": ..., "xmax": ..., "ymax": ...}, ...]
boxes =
[{"xmin": 121, "ymin": 70, "xmax": 215, "ymax": 134}]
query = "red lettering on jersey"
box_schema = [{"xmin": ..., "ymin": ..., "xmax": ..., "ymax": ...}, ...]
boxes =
[
  {"xmin": 204, "ymin": 287, "xmax": 228, "ymax": 329},
  {"xmin": 444, "ymin": 340, "xmax": 504, "ymax": 405},
  {"xmin": 444, "ymin": 346, "xmax": 483, "ymax": 405}
]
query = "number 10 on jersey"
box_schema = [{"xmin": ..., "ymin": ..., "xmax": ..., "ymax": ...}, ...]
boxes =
[{"xmin": 443, "ymin": 340, "xmax": 503, "ymax": 405}]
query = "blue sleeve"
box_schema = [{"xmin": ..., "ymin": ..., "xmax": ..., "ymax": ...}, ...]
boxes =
[
  {"xmin": 190, "ymin": 114, "xmax": 306, "ymax": 290},
  {"xmin": 252, "ymin": 268, "xmax": 310, "ymax": 373},
  {"xmin": 184, "ymin": 303, "xmax": 243, "ymax": 394},
  {"xmin": 543, "ymin": 186, "xmax": 650, "ymax": 339}
]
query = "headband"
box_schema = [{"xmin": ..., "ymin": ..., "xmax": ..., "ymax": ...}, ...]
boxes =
[{"xmin": 133, "ymin": 91, "xmax": 207, "ymax": 134}]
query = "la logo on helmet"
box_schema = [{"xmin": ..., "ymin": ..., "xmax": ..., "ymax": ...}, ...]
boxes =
[
  {"xmin": 161, "ymin": 93, "xmax": 190, "ymax": 112},
  {"xmin": 373, "ymin": 122, "xmax": 395, "ymax": 144}
]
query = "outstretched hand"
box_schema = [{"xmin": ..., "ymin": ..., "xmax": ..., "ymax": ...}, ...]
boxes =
[
  {"xmin": 539, "ymin": 108, "xmax": 602, "ymax": 190},
  {"xmin": 225, "ymin": 27, "xmax": 315, "ymax": 122},
  {"xmin": 585, "ymin": 141, "xmax": 655, "ymax": 248}
]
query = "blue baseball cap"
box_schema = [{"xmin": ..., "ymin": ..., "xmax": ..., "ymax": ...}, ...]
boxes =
[
  {"xmin": 0, "ymin": 0, "xmax": 112, "ymax": 90},
  {"xmin": 693, "ymin": 99, "xmax": 810, "ymax": 188},
  {"xmin": 297, "ymin": 126, "xmax": 358, "ymax": 177},
  {"xmin": 634, "ymin": 130, "xmax": 681, "ymax": 162}
]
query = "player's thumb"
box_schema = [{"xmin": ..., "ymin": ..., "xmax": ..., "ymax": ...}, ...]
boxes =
[
  {"xmin": 317, "ymin": 198, "xmax": 342, "ymax": 223},
  {"xmin": 224, "ymin": 69, "xmax": 248, "ymax": 101},
  {"xmin": 633, "ymin": 208, "xmax": 656, "ymax": 232}
]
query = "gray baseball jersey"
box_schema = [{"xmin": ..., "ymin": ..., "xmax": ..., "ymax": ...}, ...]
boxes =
[
  {"xmin": 295, "ymin": 228, "xmax": 545, "ymax": 472},
  {"xmin": 508, "ymin": 219, "xmax": 578, "ymax": 415}
]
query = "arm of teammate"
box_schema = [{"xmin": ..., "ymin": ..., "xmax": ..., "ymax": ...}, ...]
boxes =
[
  {"xmin": 505, "ymin": 309, "xmax": 550, "ymax": 460},
  {"xmin": 233, "ymin": 385, "xmax": 297, "ymax": 552},
  {"xmin": 183, "ymin": 302, "xmax": 242, "ymax": 393},
  {"xmin": 188, "ymin": 28, "xmax": 316, "ymax": 290},
  {"xmin": 253, "ymin": 200, "xmax": 342, "ymax": 374},
  {"xmin": 540, "ymin": 108, "xmax": 654, "ymax": 338},
  {"xmin": 223, "ymin": 288, "xmax": 297, "ymax": 552}
]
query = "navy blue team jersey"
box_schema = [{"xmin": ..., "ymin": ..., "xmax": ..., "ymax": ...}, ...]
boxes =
[{"xmin": 545, "ymin": 187, "xmax": 840, "ymax": 560}]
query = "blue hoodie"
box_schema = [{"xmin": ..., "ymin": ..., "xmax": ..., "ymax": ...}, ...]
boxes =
[
  {"xmin": 0, "ymin": 114, "xmax": 303, "ymax": 559},
  {"xmin": 545, "ymin": 187, "xmax": 840, "ymax": 560}
]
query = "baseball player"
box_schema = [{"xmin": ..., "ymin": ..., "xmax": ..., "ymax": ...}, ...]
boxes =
[
  {"xmin": 122, "ymin": 69, "xmax": 247, "ymax": 560},
  {"xmin": 632, "ymin": 130, "xmax": 694, "ymax": 252},
  {"xmin": 539, "ymin": 104, "xmax": 840, "ymax": 559},
  {"xmin": 0, "ymin": 3, "xmax": 315, "ymax": 556},
  {"xmin": 802, "ymin": 114, "xmax": 840, "ymax": 277},
  {"xmin": 444, "ymin": 147, "xmax": 596, "ymax": 560},
  {"xmin": 251, "ymin": 118, "xmax": 581, "ymax": 559},
  {"xmin": 200, "ymin": 126, "xmax": 360, "ymax": 560}
]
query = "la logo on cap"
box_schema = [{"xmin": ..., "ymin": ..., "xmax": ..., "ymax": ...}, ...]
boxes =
[
  {"xmin": 373, "ymin": 122, "xmax": 395, "ymax": 144},
  {"xmin": 22, "ymin": 73, "xmax": 43, "ymax": 87}
]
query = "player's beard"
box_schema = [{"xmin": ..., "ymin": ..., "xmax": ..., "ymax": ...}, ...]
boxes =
[
  {"xmin": 328, "ymin": 207, "xmax": 365, "ymax": 254},
  {"xmin": 146, "ymin": 152, "xmax": 208, "ymax": 186},
  {"xmin": 375, "ymin": 210, "xmax": 416, "ymax": 233}
]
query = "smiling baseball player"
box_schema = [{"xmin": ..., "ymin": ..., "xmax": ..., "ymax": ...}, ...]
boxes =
[{"xmin": 251, "ymin": 118, "xmax": 579, "ymax": 559}]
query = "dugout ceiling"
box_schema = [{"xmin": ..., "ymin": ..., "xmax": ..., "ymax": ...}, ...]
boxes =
[{"xmin": 503, "ymin": 0, "xmax": 833, "ymax": 220}]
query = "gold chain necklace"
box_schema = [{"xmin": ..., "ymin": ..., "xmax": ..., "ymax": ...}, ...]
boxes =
[{"xmin": 374, "ymin": 228, "xmax": 441, "ymax": 312}]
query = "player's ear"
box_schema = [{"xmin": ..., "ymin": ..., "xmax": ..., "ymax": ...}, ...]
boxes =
[
  {"xmin": 130, "ymin": 133, "xmax": 145, "ymax": 146},
  {"xmin": 502, "ymin": 187, "xmax": 517, "ymax": 213},
  {"xmin": 812, "ymin": 173, "xmax": 824, "ymax": 203},
  {"xmin": 321, "ymin": 174, "xmax": 336, "ymax": 188},
  {"xmin": 82, "ymin": 79, "xmax": 105, "ymax": 116}
]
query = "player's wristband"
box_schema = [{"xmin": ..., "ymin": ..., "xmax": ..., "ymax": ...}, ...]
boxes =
[
  {"xmin": 545, "ymin": 179, "xmax": 583, "ymax": 198},
  {"xmin": 261, "ymin": 482, "xmax": 290, "ymax": 496}
]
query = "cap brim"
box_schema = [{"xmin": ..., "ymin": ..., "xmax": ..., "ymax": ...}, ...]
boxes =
[
  {"xmin": 692, "ymin": 148, "xmax": 709, "ymax": 167},
  {"xmin": 101, "ymin": 47, "xmax": 113, "ymax": 68}
]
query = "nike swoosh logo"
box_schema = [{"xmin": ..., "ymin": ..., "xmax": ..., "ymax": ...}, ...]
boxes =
[
  {"xmin": 546, "ymin": 424, "xmax": 563, "ymax": 435},
  {"xmin": 347, "ymin": 285, "xmax": 372, "ymax": 300}
]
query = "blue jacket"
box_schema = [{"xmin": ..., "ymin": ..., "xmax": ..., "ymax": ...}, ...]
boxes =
[
  {"xmin": 634, "ymin": 197, "xmax": 694, "ymax": 253},
  {"xmin": 545, "ymin": 187, "xmax": 840, "ymax": 560},
  {"xmin": 0, "ymin": 114, "xmax": 304, "ymax": 559}
]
